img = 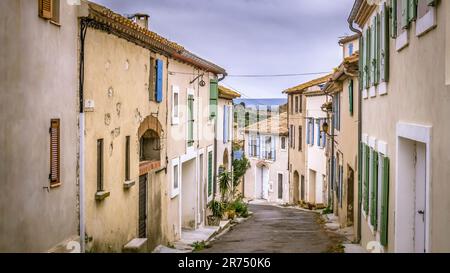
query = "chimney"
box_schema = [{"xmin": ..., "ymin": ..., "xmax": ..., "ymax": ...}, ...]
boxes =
[{"xmin": 129, "ymin": 13, "xmax": 150, "ymax": 30}]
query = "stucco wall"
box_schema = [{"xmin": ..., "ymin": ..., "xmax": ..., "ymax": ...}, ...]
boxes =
[
  {"xmin": 306, "ymin": 95, "xmax": 327, "ymax": 205},
  {"xmin": 360, "ymin": 1, "xmax": 450, "ymax": 252},
  {"xmin": 83, "ymin": 28, "xmax": 168, "ymax": 252},
  {"xmin": 0, "ymin": 1, "xmax": 79, "ymax": 252}
]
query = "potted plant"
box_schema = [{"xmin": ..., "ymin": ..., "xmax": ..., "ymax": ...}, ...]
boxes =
[{"xmin": 207, "ymin": 200, "xmax": 224, "ymax": 226}]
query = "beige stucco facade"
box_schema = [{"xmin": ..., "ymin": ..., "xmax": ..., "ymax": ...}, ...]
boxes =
[
  {"xmin": 82, "ymin": 26, "xmax": 169, "ymax": 252},
  {"xmin": 353, "ymin": 0, "xmax": 450, "ymax": 252},
  {"xmin": 0, "ymin": 0, "xmax": 79, "ymax": 252}
]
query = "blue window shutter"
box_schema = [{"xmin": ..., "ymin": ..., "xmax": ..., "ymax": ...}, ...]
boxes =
[
  {"xmin": 311, "ymin": 119, "xmax": 315, "ymax": 146},
  {"xmin": 155, "ymin": 59, "xmax": 163, "ymax": 103},
  {"xmin": 223, "ymin": 105, "xmax": 228, "ymax": 144},
  {"xmin": 316, "ymin": 119, "xmax": 321, "ymax": 146},
  {"xmin": 306, "ymin": 120, "xmax": 310, "ymax": 145}
]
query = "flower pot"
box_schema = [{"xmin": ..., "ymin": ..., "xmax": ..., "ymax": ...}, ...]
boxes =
[{"xmin": 207, "ymin": 215, "xmax": 220, "ymax": 226}]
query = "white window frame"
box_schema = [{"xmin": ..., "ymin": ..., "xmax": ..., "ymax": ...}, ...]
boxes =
[
  {"xmin": 171, "ymin": 85, "xmax": 180, "ymax": 125},
  {"xmin": 171, "ymin": 157, "xmax": 180, "ymax": 199},
  {"xmin": 186, "ymin": 88, "xmax": 195, "ymax": 153}
]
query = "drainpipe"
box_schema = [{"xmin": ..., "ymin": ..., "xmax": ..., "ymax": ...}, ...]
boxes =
[
  {"xmin": 348, "ymin": 18, "xmax": 363, "ymax": 244},
  {"xmin": 214, "ymin": 73, "xmax": 227, "ymax": 197},
  {"xmin": 78, "ymin": 19, "xmax": 90, "ymax": 253}
]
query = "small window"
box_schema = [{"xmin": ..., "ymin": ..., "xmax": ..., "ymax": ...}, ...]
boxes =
[
  {"xmin": 298, "ymin": 126, "xmax": 302, "ymax": 152},
  {"xmin": 280, "ymin": 137, "xmax": 286, "ymax": 150},
  {"xmin": 187, "ymin": 93, "xmax": 195, "ymax": 147},
  {"xmin": 278, "ymin": 173, "xmax": 283, "ymax": 199},
  {"xmin": 50, "ymin": 119, "xmax": 60, "ymax": 186},
  {"xmin": 39, "ymin": 0, "xmax": 59, "ymax": 24},
  {"xmin": 295, "ymin": 96, "xmax": 299, "ymax": 113},
  {"xmin": 97, "ymin": 139, "xmax": 104, "ymax": 192},
  {"xmin": 348, "ymin": 43, "xmax": 354, "ymax": 56},
  {"xmin": 171, "ymin": 85, "xmax": 179, "ymax": 125},
  {"xmin": 125, "ymin": 136, "xmax": 130, "ymax": 181},
  {"xmin": 171, "ymin": 158, "xmax": 180, "ymax": 198}
]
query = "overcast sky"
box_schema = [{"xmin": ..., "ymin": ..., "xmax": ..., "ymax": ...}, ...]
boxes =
[{"xmin": 92, "ymin": 0, "xmax": 355, "ymax": 98}]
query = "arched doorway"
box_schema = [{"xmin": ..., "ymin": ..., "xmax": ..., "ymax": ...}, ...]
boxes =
[{"xmin": 293, "ymin": 171, "xmax": 300, "ymax": 204}]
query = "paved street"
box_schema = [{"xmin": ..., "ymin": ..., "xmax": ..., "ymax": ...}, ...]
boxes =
[{"xmin": 200, "ymin": 203, "xmax": 344, "ymax": 253}]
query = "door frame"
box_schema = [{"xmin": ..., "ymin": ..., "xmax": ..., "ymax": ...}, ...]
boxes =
[{"xmin": 395, "ymin": 122, "xmax": 432, "ymax": 253}]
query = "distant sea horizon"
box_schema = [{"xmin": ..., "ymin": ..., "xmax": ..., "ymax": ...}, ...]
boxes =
[{"xmin": 233, "ymin": 98, "xmax": 287, "ymax": 108}]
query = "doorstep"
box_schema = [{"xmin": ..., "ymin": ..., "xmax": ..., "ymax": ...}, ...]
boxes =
[{"xmin": 123, "ymin": 238, "xmax": 148, "ymax": 253}]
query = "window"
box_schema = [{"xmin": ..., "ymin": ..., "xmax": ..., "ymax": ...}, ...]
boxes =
[
  {"xmin": 50, "ymin": 119, "xmax": 60, "ymax": 186},
  {"xmin": 291, "ymin": 125, "xmax": 295, "ymax": 149},
  {"xmin": 97, "ymin": 139, "xmax": 104, "ymax": 192},
  {"xmin": 298, "ymin": 126, "xmax": 302, "ymax": 151},
  {"xmin": 290, "ymin": 95, "xmax": 294, "ymax": 115},
  {"xmin": 278, "ymin": 173, "xmax": 283, "ymax": 199},
  {"xmin": 349, "ymin": 80, "xmax": 354, "ymax": 116},
  {"xmin": 280, "ymin": 136, "xmax": 286, "ymax": 150},
  {"xmin": 171, "ymin": 85, "xmax": 179, "ymax": 125},
  {"xmin": 39, "ymin": 0, "xmax": 59, "ymax": 24},
  {"xmin": 416, "ymin": 0, "xmax": 437, "ymax": 36},
  {"xmin": 316, "ymin": 119, "xmax": 321, "ymax": 147},
  {"xmin": 223, "ymin": 105, "xmax": 230, "ymax": 144},
  {"xmin": 307, "ymin": 118, "xmax": 314, "ymax": 146},
  {"xmin": 209, "ymin": 80, "xmax": 218, "ymax": 119},
  {"xmin": 295, "ymin": 96, "xmax": 299, "ymax": 113},
  {"xmin": 187, "ymin": 92, "xmax": 194, "ymax": 147},
  {"xmin": 249, "ymin": 135, "xmax": 259, "ymax": 157},
  {"xmin": 349, "ymin": 42, "xmax": 354, "ymax": 56},
  {"xmin": 298, "ymin": 95, "xmax": 302, "ymax": 113},
  {"xmin": 155, "ymin": 59, "xmax": 163, "ymax": 103},
  {"xmin": 171, "ymin": 158, "xmax": 180, "ymax": 198},
  {"xmin": 125, "ymin": 136, "xmax": 130, "ymax": 181},
  {"xmin": 333, "ymin": 94, "xmax": 341, "ymax": 131},
  {"xmin": 262, "ymin": 136, "xmax": 275, "ymax": 161},
  {"xmin": 207, "ymin": 150, "xmax": 213, "ymax": 199}
]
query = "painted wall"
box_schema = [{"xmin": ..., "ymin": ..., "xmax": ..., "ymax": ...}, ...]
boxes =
[
  {"xmin": 305, "ymin": 94, "xmax": 327, "ymax": 205},
  {"xmin": 0, "ymin": 1, "xmax": 79, "ymax": 252},
  {"xmin": 83, "ymin": 28, "xmax": 168, "ymax": 252},
  {"xmin": 244, "ymin": 133, "xmax": 289, "ymax": 203},
  {"xmin": 287, "ymin": 93, "xmax": 307, "ymax": 204},
  {"xmin": 166, "ymin": 59, "xmax": 216, "ymax": 240},
  {"xmin": 360, "ymin": 0, "xmax": 450, "ymax": 252}
]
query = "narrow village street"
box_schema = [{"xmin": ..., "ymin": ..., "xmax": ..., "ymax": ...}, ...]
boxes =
[{"xmin": 201, "ymin": 203, "xmax": 344, "ymax": 253}]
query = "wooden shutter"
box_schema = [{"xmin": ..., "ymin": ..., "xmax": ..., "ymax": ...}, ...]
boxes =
[
  {"xmin": 391, "ymin": 0, "xmax": 398, "ymax": 38},
  {"xmin": 359, "ymin": 36, "xmax": 364, "ymax": 92},
  {"xmin": 188, "ymin": 94, "xmax": 194, "ymax": 146},
  {"xmin": 39, "ymin": 0, "xmax": 53, "ymax": 20},
  {"xmin": 349, "ymin": 80, "xmax": 354, "ymax": 115},
  {"xmin": 209, "ymin": 80, "xmax": 218, "ymax": 118},
  {"xmin": 208, "ymin": 152, "xmax": 213, "ymax": 196},
  {"xmin": 375, "ymin": 14, "xmax": 381, "ymax": 85},
  {"xmin": 365, "ymin": 28, "xmax": 371, "ymax": 89},
  {"xmin": 370, "ymin": 16, "xmax": 377, "ymax": 86},
  {"xmin": 401, "ymin": 0, "xmax": 409, "ymax": 29},
  {"xmin": 155, "ymin": 59, "xmax": 163, "ymax": 103},
  {"xmin": 408, "ymin": 0, "xmax": 417, "ymax": 22},
  {"xmin": 299, "ymin": 126, "xmax": 303, "ymax": 151},
  {"xmin": 371, "ymin": 150, "xmax": 379, "ymax": 230},
  {"xmin": 381, "ymin": 3, "xmax": 390, "ymax": 82},
  {"xmin": 50, "ymin": 119, "xmax": 60, "ymax": 185},
  {"xmin": 380, "ymin": 156, "xmax": 390, "ymax": 246},
  {"xmin": 316, "ymin": 119, "xmax": 320, "ymax": 147},
  {"xmin": 358, "ymin": 142, "xmax": 363, "ymax": 204},
  {"xmin": 364, "ymin": 144, "xmax": 370, "ymax": 215}
]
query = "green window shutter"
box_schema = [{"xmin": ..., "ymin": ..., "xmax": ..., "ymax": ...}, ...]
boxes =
[
  {"xmin": 188, "ymin": 94, "xmax": 194, "ymax": 147},
  {"xmin": 390, "ymin": 0, "xmax": 398, "ymax": 38},
  {"xmin": 209, "ymin": 80, "xmax": 218, "ymax": 119},
  {"xmin": 381, "ymin": 3, "xmax": 390, "ymax": 82},
  {"xmin": 371, "ymin": 150, "xmax": 379, "ymax": 230},
  {"xmin": 401, "ymin": 0, "xmax": 409, "ymax": 29},
  {"xmin": 364, "ymin": 144, "xmax": 370, "ymax": 215},
  {"xmin": 358, "ymin": 142, "xmax": 363, "ymax": 204},
  {"xmin": 208, "ymin": 152, "xmax": 213, "ymax": 197},
  {"xmin": 359, "ymin": 36, "xmax": 364, "ymax": 92},
  {"xmin": 408, "ymin": 0, "xmax": 417, "ymax": 22},
  {"xmin": 375, "ymin": 14, "xmax": 381, "ymax": 85},
  {"xmin": 349, "ymin": 80, "xmax": 354, "ymax": 116},
  {"xmin": 380, "ymin": 156, "xmax": 390, "ymax": 246},
  {"xmin": 365, "ymin": 28, "xmax": 371, "ymax": 89},
  {"xmin": 370, "ymin": 19, "xmax": 376, "ymax": 87}
]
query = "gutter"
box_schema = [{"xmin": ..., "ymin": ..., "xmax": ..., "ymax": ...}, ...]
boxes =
[{"xmin": 347, "ymin": 3, "xmax": 363, "ymax": 244}]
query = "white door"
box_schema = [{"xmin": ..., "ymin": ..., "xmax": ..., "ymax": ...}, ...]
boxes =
[
  {"xmin": 414, "ymin": 142, "xmax": 426, "ymax": 253},
  {"xmin": 262, "ymin": 167, "xmax": 269, "ymax": 199}
]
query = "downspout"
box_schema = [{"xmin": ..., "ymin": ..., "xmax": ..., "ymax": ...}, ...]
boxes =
[
  {"xmin": 348, "ymin": 18, "xmax": 363, "ymax": 244},
  {"xmin": 78, "ymin": 19, "xmax": 90, "ymax": 253},
  {"xmin": 213, "ymin": 73, "xmax": 226, "ymax": 197}
]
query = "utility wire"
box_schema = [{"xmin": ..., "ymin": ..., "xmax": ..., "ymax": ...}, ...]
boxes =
[{"xmin": 168, "ymin": 71, "xmax": 330, "ymax": 78}]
